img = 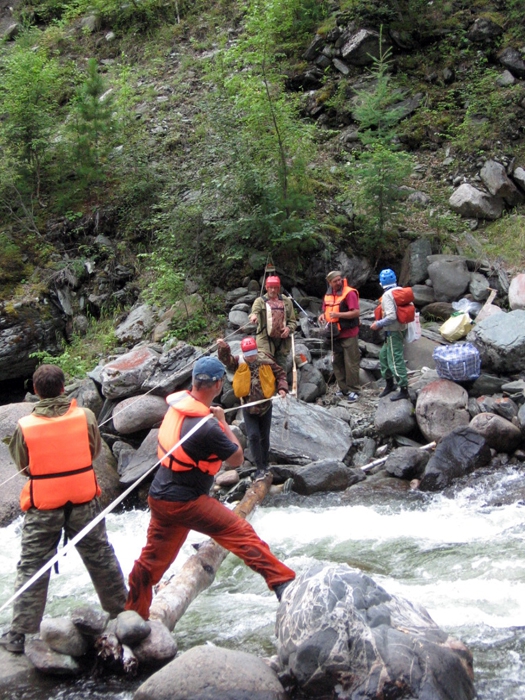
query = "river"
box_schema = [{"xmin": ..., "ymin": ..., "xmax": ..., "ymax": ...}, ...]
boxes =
[{"xmin": 1, "ymin": 464, "xmax": 524, "ymax": 700}]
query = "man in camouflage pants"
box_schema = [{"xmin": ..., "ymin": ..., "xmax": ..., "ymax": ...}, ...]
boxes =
[{"xmin": 1, "ymin": 365, "xmax": 127, "ymax": 654}]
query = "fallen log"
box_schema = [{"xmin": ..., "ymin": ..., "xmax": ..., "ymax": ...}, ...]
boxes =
[{"xmin": 149, "ymin": 474, "xmax": 272, "ymax": 632}]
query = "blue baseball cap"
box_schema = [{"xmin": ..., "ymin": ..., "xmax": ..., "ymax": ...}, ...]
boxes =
[{"xmin": 192, "ymin": 356, "xmax": 226, "ymax": 382}]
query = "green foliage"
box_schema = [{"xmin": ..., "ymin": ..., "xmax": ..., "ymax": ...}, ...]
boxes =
[{"xmin": 0, "ymin": 37, "xmax": 64, "ymax": 199}]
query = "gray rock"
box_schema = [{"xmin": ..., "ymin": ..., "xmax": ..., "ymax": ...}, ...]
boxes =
[
  {"xmin": 71, "ymin": 605, "xmax": 109, "ymax": 637},
  {"xmin": 142, "ymin": 343, "xmax": 203, "ymax": 395},
  {"xmin": 384, "ymin": 447, "xmax": 430, "ymax": 479},
  {"xmin": 341, "ymin": 29, "xmax": 386, "ymax": 66},
  {"xmin": 427, "ymin": 257, "xmax": 471, "ymax": 302},
  {"xmin": 480, "ymin": 160, "xmax": 524, "ymax": 206},
  {"xmin": 132, "ymin": 620, "xmax": 177, "ymax": 667},
  {"xmin": 374, "ymin": 396, "xmax": 416, "ymax": 436},
  {"xmin": 491, "ymin": 397, "xmax": 519, "ymax": 422},
  {"xmin": 518, "ymin": 404, "xmax": 525, "ymax": 433},
  {"xmin": 67, "ymin": 378, "xmax": 104, "ymax": 417},
  {"xmin": 449, "ymin": 183, "xmax": 503, "ymax": 220},
  {"xmin": 403, "ymin": 336, "xmax": 439, "ymax": 372},
  {"xmin": 412, "ymin": 284, "xmax": 436, "ymax": 306},
  {"xmin": 119, "ymin": 429, "xmax": 158, "ymax": 486},
  {"xmin": 469, "ymin": 374, "xmax": 507, "ymax": 397},
  {"xmin": 0, "ymin": 402, "xmax": 33, "ymax": 526},
  {"xmin": 292, "ymin": 459, "xmax": 352, "ymax": 495},
  {"xmin": 3, "ymin": 23, "xmax": 20, "ymax": 40},
  {"xmin": 496, "ymin": 70, "xmax": 516, "ymax": 87},
  {"xmin": 419, "ymin": 427, "xmax": 491, "ymax": 491},
  {"xmin": 115, "ymin": 610, "xmax": 151, "ymax": 646},
  {"xmin": 416, "ymin": 380, "xmax": 470, "ymax": 442},
  {"xmin": 0, "ymin": 647, "xmax": 40, "ymax": 692},
  {"xmin": 40, "ymin": 618, "xmax": 89, "ymax": 657},
  {"xmin": 399, "ymin": 238, "xmax": 432, "ymax": 286},
  {"xmin": 509, "ymin": 273, "xmax": 525, "ymax": 310},
  {"xmin": 467, "ymin": 310, "xmax": 525, "ymax": 372},
  {"xmin": 269, "ymin": 398, "xmax": 351, "ymax": 464},
  {"xmin": 512, "ymin": 166, "xmax": 525, "ymax": 191},
  {"xmin": 469, "ymin": 272, "xmax": 491, "ymax": 302},
  {"xmin": 101, "ymin": 346, "xmax": 160, "ymax": 400},
  {"xmin": 469, "ymin": 413, "xmax": 522, "ymax": 453},
  {"xmin": 24, "ymin": 638, "xmax": 81, "ymax": 676},
  {"xmin": 467, "ymin": 16, "xmax": 503, "ymax": 43},
  {"xmin": 94, "ymin": 440, "xmax": 122, "ymax": 508},
  {"xmin": 115, "ymin": 304, "xmax": 157, "ymax": 345},
  {"xmin": 276, "ymin": 564, "xmax": 474, "ymax": 700},
  {"xmin": 297, "ymin": 364, "xmax": 326, "ymax": 402},
  {"xmin": 112, "ymin": 394, "xmax": 168, "ymax": 434},
  {"xmin": 498, "ymin": 46, "xmax": 525, "ymax": 78},
  {"xmin": 80, "ymin": 14, "xmax": 100, "ymax": 33},
  {"xmin": 134, "ymin": 644, "xmax": 287, "ymax": 700},
  {"xmin": 228, "ymin": 309, "xmax": 249, "ymax": 328}
]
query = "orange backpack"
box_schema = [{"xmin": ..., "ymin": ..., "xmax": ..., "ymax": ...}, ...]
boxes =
[{"xmin": 374, "ymin": 287, "xmax": 416, "ymax": 323}]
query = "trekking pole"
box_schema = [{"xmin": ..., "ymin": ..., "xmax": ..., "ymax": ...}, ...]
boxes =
[{"xmin": 0, "ymin": 396, "xmax": 282, "ymax": 614}]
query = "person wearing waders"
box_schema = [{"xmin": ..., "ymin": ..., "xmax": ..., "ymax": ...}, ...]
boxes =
[
  {"xmin": 1, "ymin": 365, "xmax": 127, "ymax": 654},
  {"xmin": 249, "ymin": 275, "xmax": 297, "ymax": 372},
  {"xmin": 370, "ymin": 269, "xmax": 410, "ymax": 401},
  {"xmin": 217, "ymin": 336, "xmax": 288, "ymax": 481},
  {"xmin": 124, "ymin": 356, "xmax": 295, "ymax": 620}
]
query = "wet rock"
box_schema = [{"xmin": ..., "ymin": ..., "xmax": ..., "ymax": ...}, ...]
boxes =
[
  {"xmin": 112, "ymin": 394, "xmax": 168, "ymax": 434},
  {"xmin": 0, "ymin": 646, "xmax": 40, "ymax": 691},
  {"xmin": 94, "ymin": 440, "xmax": 122, "ymax": 508},
  {"xmin": 276, "ymin": 564, "xmax": 474, "ymax": 700},
  {"xmin": 449, "ymin": 183, "xmax": 503, "ymax": 221},
  {"xmin": 132, "ymin": 620, "xmax": 177, "ymax": 667},
  {"xmin": 24, "ymin": 638, "xmax": 81, "ymax": 676},
  {"xmin": 269, "ymin": 398, "xmax": 351, "ymax": 464},
  {"xmin": 40, "ymin": 618, "xmax": 89, "ymax": 657},
  {"xmin": 509, "ymin": 273, "xmax": 525, "ymax": 310},
  {"xmin": 416, "ymin": 380, "xmax": 470, "ymax": 442},
  {"xmin": 115, "ymin": 610, "xmax": 151, "ymax": 646},
  {"xmin": 134, "ymin": 644, "xmax": 287, "ymax": 700},
  {"xmin": 71, "ymin": 605, "xmax": 109, "ymax": 637},
  {"xmin": 467, "ymin": 310, "xmax": 525, "ymax": 373},
  {"xmin": 292, "ymin": 459, "xmax": 353, "ymax": 495},
  {"xmin": 374, "ymin": 396, "xmax": 416, "ymax": 436},
  {"xmin": 419, "ymin": 427, "xmax": 491, "ymax": 491},
  {"xmin": 384, "ymin": 446, "xmax": 430, "ymax": 480},
  {"xmin": 101, "ymin": 346, "xmax": 160, "ymax": 400},
  {"xmin": 469, "ymin": 413, "xmax": 522, "ymax": 453}
]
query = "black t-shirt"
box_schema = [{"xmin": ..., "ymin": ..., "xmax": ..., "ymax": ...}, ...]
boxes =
[{"xmin": 149, "ymin": 416, "xmax": 238, "ymax": 502}]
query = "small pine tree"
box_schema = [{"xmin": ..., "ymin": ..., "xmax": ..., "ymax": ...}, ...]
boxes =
[{"xmin": 70, "ymin": 59, "xmax": 116, "ymax": 187}]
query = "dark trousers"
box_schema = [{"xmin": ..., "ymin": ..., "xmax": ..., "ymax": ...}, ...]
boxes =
[
  {"xmin": 243, "ymin": 405, "xmax": 272, "ymax": 470},
  {"xmin": 125, "ymin": 495, "xmax": 295, "ymax": 620}
]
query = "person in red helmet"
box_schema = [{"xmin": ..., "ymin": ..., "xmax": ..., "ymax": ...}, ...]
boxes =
[
  {"xmin": 249, "ymin": 275, "xmax": 297, "ymax": 371},
  {"xmin": 217, "ymin": 336, "xmax": 288, "ymax": 481}
]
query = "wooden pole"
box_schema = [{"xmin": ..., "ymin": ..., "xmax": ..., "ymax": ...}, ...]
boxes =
[{"xmin": 149, "ymin": 475, "xmax": 273, "ymax": 632}]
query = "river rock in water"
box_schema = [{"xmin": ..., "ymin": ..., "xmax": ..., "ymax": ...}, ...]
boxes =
[
  {"xmin": 133, "ymin": 644, "xmax": 287, "ymax": 700},
  {"xmin": 275, "ymin": 563, "xmax": 474, "ymax": 700}
]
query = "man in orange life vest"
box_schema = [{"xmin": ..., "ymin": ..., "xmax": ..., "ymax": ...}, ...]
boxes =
[
  {"xmin": 125, "ymin": 356, "xmax": 295, "ymax": 619},
  {"xmin": 1, "ymin": 365, "xmax": 127, "ymax": 654},
  {"xmin": 217, "ymin": 336, "xmax": 288, "ymax": 481},
  {"xmin": 319, "ymin": 270, "xmax": 361, "ymax": 402}
]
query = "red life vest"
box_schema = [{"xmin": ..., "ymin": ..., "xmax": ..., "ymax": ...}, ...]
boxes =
[
  {"xmin": 374, "ymin": 287, "xmax": 416, "ymax": 323},
  {"xmin": 322, "ymin": 279, "xmax": 359, "ymax": 331},
  {"xmin": 157, "ymin": 391, "xmax": 225, "ymax": 475},
  {"xmin": 18, "ymin": 399, "xmax": 99, "ymax": 511}
]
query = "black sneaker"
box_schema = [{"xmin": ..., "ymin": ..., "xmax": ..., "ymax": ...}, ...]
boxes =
[{"xmin": 0, "ymin": 630, "xmax": 25, "ymax": 654}]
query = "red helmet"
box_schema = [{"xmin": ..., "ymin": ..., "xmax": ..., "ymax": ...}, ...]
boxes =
[
  {"xmin": 240, "ymin": 337, "xmax": 258, "ymax": 355},
  {"xmin": 265, "ymin": 275, "xmax": 281, "ymax": 288}
]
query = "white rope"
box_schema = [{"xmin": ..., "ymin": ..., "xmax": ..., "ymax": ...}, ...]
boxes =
[{"xmin": 0, "ymin": 395, "xmax": 282, "ymax": 614}]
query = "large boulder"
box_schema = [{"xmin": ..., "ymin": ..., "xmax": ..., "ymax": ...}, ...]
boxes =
[
  {"xmin": 269, "ymin": 398, "xmax": 351, "ymax": 464},
  {"xmin": 480, "ymin": 160, "xmax": 524, "ymax": 206},
  {"xmin": 467, "ymin": 310, "xmax": 525, "ymax": 373},
  {"xmin": 276, "ymin": 564, "xmax": 474, "ymax": 700},
  {"xmin": 469, "ymin": 413, "xmax": 522, "ymax": 453},
  {"xmin": 448, "ymin": 183, "xmax": 503, "ymax": 220},
  {"xmin": 112, "ymin": 394, "xmax": 168, "ymax": 434},
  {"xmin": 0, "ymin": 402, "xmax": 33, "ymax": 526},
  {"xmin": 141, "ymin": 343, "xmax": 203, "ymax": 395},
  {"xmin": 292, "ymin": 459, "xmax": 353, "ymax": 495},
  {"xmin": 134, "ymin": 644, "xmax": 287, "ymax": 700},
  {"xmin": 427, "ymin": 256, "xmax": 471, "ymax": 302},
  {"xmin": 399, "ymin": 238, "xmax": 432, "ymax": 286},
  {"xmin": 508, "ymin": 273, "xmax": 525, "ymax": 310},
  {"xmin": 114, "ymin": 304, "xmax": 157, "ymax": 345},
  {"xmin": 384, "ymin": 446, "xmax": 430, "ymax": 480},
  {"xmin": 119, "ymin": 429, "xmax": 158, "ymax": 486},
  {"xmin": 416, "ymin": 380, "xmax": 470, "ymax": 442},
  {"xmin": 100, "ymin": 346, "xmax": 160, "ymax": 400},
  {"xmin": 341, "ymin": 29, "xmax": 386, "ymax": 66},
  {"xmin": 419, "ymin": 427, "xmax": 491, "ymax": 491}
]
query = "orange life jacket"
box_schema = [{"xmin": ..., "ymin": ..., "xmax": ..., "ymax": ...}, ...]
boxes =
[
  {"xmin": 157, "ymin": 391, "xmax": 225, "ymax": 475},
  {"xmin": 374, "ymin": 287, "xmax": 416, "ymax": 323},
  {"xmin": 322, "ymin": 279, "xmax": 359, "ymax": 331},
  {"xmin": 18, "ymin": 400, "xmax": 99, "ymax": 511}
]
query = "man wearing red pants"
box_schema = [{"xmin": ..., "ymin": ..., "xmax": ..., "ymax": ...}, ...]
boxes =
[{"xmin": 125, "ymin": 356, "xmax": 295, "ymax": 619}]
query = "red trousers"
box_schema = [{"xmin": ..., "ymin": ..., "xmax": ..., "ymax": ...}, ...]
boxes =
[{"xmin": 125, "ymin": 495, "xmax": 295, "ymax": 619}]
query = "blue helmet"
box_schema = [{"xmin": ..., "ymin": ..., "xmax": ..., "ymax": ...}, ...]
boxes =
[{"xmin": 379, "ymin": 268, "xmax": 397, "ymax": 287}]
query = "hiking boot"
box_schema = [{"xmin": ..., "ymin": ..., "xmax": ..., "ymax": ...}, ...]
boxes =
[
  {"xmin": 253, "ymin": 468, "xmax": 269, "ymax": 481},
  {"xmin": 0, "ymin": 630, "xmax": 25, "ymax": 654},
  {"xmin": 274, "ymin": 580, "xmax": 294, "ymax": 601},
  {"xmin": 379, "ymin": 378, "xmax": 396, "ymax": 397},
  {"xmin": 391, "ymin": 386, "xmax": 410, "ymax": 402}
]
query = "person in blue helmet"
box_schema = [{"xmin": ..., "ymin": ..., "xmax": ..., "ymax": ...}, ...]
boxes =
[{"xmin": 370, "ymin": 269, "xmax": 410, "ymax": 401}]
